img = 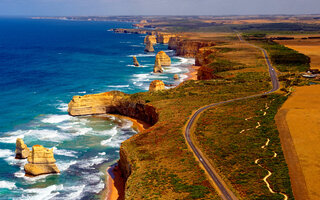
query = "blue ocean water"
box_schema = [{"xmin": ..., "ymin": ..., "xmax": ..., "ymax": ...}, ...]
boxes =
[{"xmin": 0, "ymin": 18, "xmax": 193, "ymax": 199}]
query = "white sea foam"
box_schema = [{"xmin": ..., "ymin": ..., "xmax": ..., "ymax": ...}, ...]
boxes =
[
  {"xmin": 107, "ymin": 85, "xmax": 129, "ymax": 88},
  {"xmin": 0, "ymin": 149, "xmax": 15, "ymax": 158},
  {"xmin": 98, "ymin": 152, "xmax": 106, "ymax": 156},
  {"xmin": 56, "ymin": 103, "xmax": 69, "ymax": 112},
  {"xmin": 56, "ymin": 160, "xmax": 77, "ymax": 172},
  {"xmin": 100, "ymin": 138, "xmax": 112, "ymax": 146},
  {"xmin": 23, "ymin": 184, "xmax": 63, "ymax": 200},
  {"xmin": 77, "ymin": 156, "xmax": 106, "ymax": 169},
  {"xmin": 128, "ymin": 53, "xmax": 155, "ymax": 57},
  {"xmin": 126, "ymin": 64, "xmax": 148, "ymax": 68},
  {"xmin": 42, "ymin": 114, "xmax": 72, "ymax": 124},
  {"xmin": 21, "ymin": 173, "xmax": 51, "ymax": 184},
  {"xmin": 106, "ymin": 115, "xmax": 116, "ymax": 121},
  {"xmin": 173, "ymin": 56, "xmax": 195, "ymax": 65},
  {"xmin": 0, "ymin": 129, "xmax": 71, "ymax": 144},
  {"xmin": 180, "ymin": 74, "xmax": 189, "ymax": 81},
  {"xmin": 120, "ymin": 119, "xmax": 133, "ymax": 129},
  {"xmin": 53, "ymin": 147, "xmax": 78, "ymax": 158},
  {"xmin": 78, "ymin": 91, "xmax": 87, "ymax": 94},
  {"xmin": 0, "ymin": 181, "xmax": 16, "ymax": 189},
  {"xmin": 130, "ymin": 44, "xmax": 144, "ymax": 47},
  {"xmin": 65, "ymin": 185, "xmax": 85, "ymax": 200},
  {"xmin": 164, "ymin": 66, "xmax": 182, "ymax": 73}
]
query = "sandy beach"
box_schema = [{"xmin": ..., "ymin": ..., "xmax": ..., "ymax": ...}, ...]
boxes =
[
  {"xmin": 105, "ymin": 114, "xmax": 149, "ymax": 200},
  {"xmin": 186, "ymin": 65, "xmax": 199, "ymax": 80}
]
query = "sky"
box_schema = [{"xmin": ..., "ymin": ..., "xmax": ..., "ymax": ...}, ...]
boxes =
[{"xmin": 0, "ymin": 0, "xmax": 319, "ymax": 16}]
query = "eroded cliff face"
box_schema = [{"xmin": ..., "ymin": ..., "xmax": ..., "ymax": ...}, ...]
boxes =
[
  {"xmin": 118, "ymin": 146, "xmax": 131, "ymax": 181},
  {"xmin": 156, "ymin": 33, "xmax": 176, "ymax": 44},
  {"xmin": 68, "ymin": 91, "xmax": 158, "ymax": 125},
  {"xmin": 195, "ymin": 48, "xmax": 217, "ymax": 66},
  {"xmin": 168, "ymin": 37, "xmax": 215, "ymax": 57}
]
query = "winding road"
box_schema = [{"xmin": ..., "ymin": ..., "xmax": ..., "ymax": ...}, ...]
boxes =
[{"xmin": 184, "ymin": 34, "xmax": 280, "ymax": 200}]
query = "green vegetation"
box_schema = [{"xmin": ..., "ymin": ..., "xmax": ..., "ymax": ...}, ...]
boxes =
[
  {"xmin": 193, "ymin": 94, "xmax": 293, "ymax": 199},
  {"xmin": 119, "ymin": 34, "xmax": 298, "ymax": 199},
  {"xmin": 167, "ymin": 21, "xmax": 320, "ymax": 33},
  {"xmin": 262, "ymin": 41, "xmax": 310, "ymax": 72},
  {"xmin": 243, "ymin": 33, "xmax": 311, "ymax": 72},
  {"xmin": 209, "ymin": 59, "xmax": 246, "ymax": 73}
]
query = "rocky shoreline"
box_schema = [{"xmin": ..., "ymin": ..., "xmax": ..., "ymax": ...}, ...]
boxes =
[{"xmin": 68, "ymin": 29, "xmax": 216, "ymax": 199}]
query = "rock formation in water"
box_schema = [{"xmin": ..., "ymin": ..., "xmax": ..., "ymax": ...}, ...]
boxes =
[
  {"xmin": 144, "ymin": 41, "xmax": 154, "ymax": 52},
  {"xmin": 174, "ymin": 74, "xmax": 179, "ymax": 80},
  {"xmin": 112, "ymin": 28, "xmax": 147, "ymax": 34},
  {"xmin": 15, "ymin": 138, "xmax": 30, "ymax": 159},
  {"xmin": 149, "ymin": 80, "xmax": 165, "ymax": 92},
  {"xmin": 24, "ymin": 145, "xmax": 60, "ymax": 176},
  {"xmin": 153, "ymin": 57, "xmax": 163, "ymax": 73},
  {"xmin": 133, "ymin": 56, "xmax": 140, "ymax": 67},
  {"xmin": 155, "ymin": 51, "xmax": 171, "ymax": 66},
  {"xmin": 68, "ymin": 91, "xmax": 159, "ymax": 125},
  {"xmin": 156, "ymin": 33, "xmax": 176, "ymax": 44},
  {"xmin": 144, "ymin": 35, "xmax": 157, "ymax": 44}
]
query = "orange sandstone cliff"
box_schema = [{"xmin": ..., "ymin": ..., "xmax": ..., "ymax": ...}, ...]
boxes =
[
  {"xmin": 168, "ymin": 37, "xmax": 215, "ymax": 57},
  {"xmin": 68, "ymin": 91, "xmax": 159, "ymax": 126}
]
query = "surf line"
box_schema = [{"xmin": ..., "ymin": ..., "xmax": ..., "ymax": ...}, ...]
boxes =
[{"xmin": 255, "ymin": 138, "xmax": 288, "ymax": 200}]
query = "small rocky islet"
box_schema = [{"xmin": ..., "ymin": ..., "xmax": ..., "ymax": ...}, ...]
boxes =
[{"xmin": 14, "ymin": 138, "xmax": 60, "ymax": 176}]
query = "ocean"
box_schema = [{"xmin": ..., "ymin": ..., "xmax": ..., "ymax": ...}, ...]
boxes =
[{"xmin": 0, "ymin": 18, "xmax": 193, "ymax": 199}]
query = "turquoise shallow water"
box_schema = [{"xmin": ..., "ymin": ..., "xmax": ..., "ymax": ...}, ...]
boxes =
[{"xmin": 0, "ymin": 18, "xmax": 193, "ymax": 199}]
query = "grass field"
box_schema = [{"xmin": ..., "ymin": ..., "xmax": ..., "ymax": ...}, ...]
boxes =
[
  {"xmin": 193, "ymin": 94, "xmax": 293, "ymax": 199},
  {"xmin": 118, "ymin": 34, "xmax": 297, "ymax": 199}
]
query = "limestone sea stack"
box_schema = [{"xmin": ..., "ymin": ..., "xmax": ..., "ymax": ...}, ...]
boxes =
[
  {"xmin": 24, "ymin": 145, "xmax": 60, "ymax": 176},
  {"xmin": 144, "ymin": 41, "xmax": 154, "ymax": 52},
  {"xmin": 133, "ymin": 56, "xmax": 140, "ymax": 67},
  {"xmin": 153, "ymin": 57, "xmax": 163, "ymax": 73},
  {"xmin": 144, "ymin": 35, "xmax": 157, "ymax": 44},
  {"xmin": 155, "ymin": 51, "xmax": 171, "ymax": 66},
  {"xmin": 15, "ymin": 138, "xmax": 30, "ymax": 159},
  {"xmin": 149, "ymin": 80, "xmax": 165, "ymax": 92},
  {"xmin": 174, "ymin": 74, "xmax": 179, "ymax": 80}
]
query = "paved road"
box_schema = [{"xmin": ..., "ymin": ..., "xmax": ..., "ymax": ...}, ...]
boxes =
[{"xmin": 184, "ymin": 34, "xmax": 280, "ymax": 200}]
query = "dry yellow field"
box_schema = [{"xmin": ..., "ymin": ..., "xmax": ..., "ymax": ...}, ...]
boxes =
[
  {"xmin": 277, "ymin": 85, "xmax": 320, "ymax": 200},
  {"xmin": 276, "ymin": 38, "xmax": 320, "ymax": 69}
]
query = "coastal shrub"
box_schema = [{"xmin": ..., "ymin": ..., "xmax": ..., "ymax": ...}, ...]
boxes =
[
  {"xmin": 168, "ymin": 174, "xmax": 210, "ymax": 199},
  {"xmin": 208, "ymin": 58, "xmax": 245, "ymax": 73},
  {"xmin": 242, "ymin": 33, "xmax": 311, "ymax": 72},
  {"xmin": 193, "ymin": 95, "xmax": 294, "ymax": 199}
]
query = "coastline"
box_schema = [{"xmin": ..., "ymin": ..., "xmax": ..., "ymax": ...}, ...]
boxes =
[
  {"xmin": 105, "ymin": 60, "xmax": 197, "ymax": 200},
  {"xmin": 185, "ymin": 65, "xmax": 199, "ymax": 80},
  {"xmin": 106, "ymin": 166, "xmax": 125, "ymax": 200},
  {"xmin": 105, "ymin": 114, "xmax": 149, "ymax": 200}
]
